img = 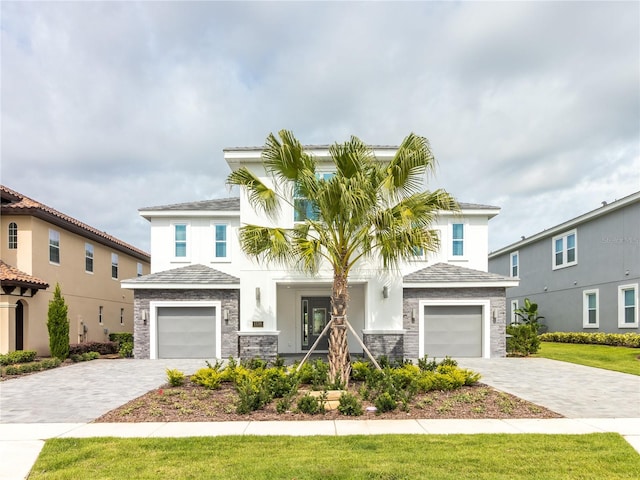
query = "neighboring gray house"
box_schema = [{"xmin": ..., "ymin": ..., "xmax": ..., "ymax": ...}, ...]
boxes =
[{"xmin": 488, "ymin": 191, "xmax": 639, "ymax": 333}]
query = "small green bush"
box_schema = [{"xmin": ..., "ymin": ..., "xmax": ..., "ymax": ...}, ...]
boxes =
[
  {"xmin": 70, "ymin": 351, "xmax": 100, "ymax": 363},
  {"xmin": 191, "ymin": 367, "xmax": 222, "ymax": 389},
  {"xmin": 295, "ymin": 359, "xmax": 329, "ymax": 389},
  {"xmin": 241, "ymin": 357, "xmax": 268, "ymax": 370},
  {"xmin": 296, "ymin": 392, "xmax": 325, "ymax": 415},
  {"xmin": 0, "ymin": 350, "xmax": 37, "ymax": 365},
  {"xmin": 69, "ymin": 342, "xmax": 118, "ymax": 355},
  {"xmin": 166, "ymin": 368, "xmax": 186, "ymax": 387},
  {"xmin": 235, "ymin": 375, "xmax": 271, "ymax": 414},
  {"xmin": 417, "ymin": 355, "xmax": 438, "ymax": 372},
  {"xmin": 118, "ymin": 342, "xmax": 133, "ymax": 358},
  {"xmin": 263, "ymin": 368, "xmax": 298, "ymax": 398},
  {"xmin": 338, "ymin": 392, "xmax": 363, "ymax": 416},
  {"xmin": 350, "ymin": 360, "xmax": 372, "ymax": 381},
  {"xmin": 109, "ymin": 332, "xmax": 133, "ymax": 344},
  {"xmin": 539, "ymin": 332, "xmax": 640, "ymax": 348},
  {"xmin": 507, "ymin": 323, "xmax": 540, "ymax": 356},
  {"xmin": 374, "ymin": 392, "xmax": 397, "ymax": 413}
]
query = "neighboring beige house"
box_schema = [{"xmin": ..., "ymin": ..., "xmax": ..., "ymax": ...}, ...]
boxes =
[{"xmin": 0, "ymin": 185, "xmax": 150, "ymax": 355}]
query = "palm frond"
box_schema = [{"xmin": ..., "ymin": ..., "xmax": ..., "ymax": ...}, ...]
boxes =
[
  {"xmin": 262, "ymin": 130, "xmax": 315, "ymax": 182},
  {"xmin": 329, "ymin": 136, "xmax": 373, "ymax": 179},
  {"xmin": 238, "ymin": 225, "xmax": 294, "ymax": 267},
  {"xmin": 381, "ymin": 133, "xmax": 436, "ymax": 199},
  {"xmin": 226, "ymin": 167, "xmax": 280, "ymax": 218}
]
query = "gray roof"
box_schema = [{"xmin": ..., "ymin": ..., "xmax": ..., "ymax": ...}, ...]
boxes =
[
  {"xmin": 124, "ymin": 264, "xmax": 239, "ymax": 285},
  {"xmin": 458, "ymin": 202, "xmax": 500, "ymax": 210},
  {"xmin": 140, "ymin": 197, "xmax": 240, "ymax": 212},
  {"xmin": 404, "ymin": 262, "xmax": 513, "ymax": 284}
]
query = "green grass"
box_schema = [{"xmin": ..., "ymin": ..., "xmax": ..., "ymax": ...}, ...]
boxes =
[
  {"xmin": 537, "ymin": 342, "xmax": 640, "ymax": 375},
  {"xmin": 30, "ymin": 434, "xmax": 640, "ymax": 479}
]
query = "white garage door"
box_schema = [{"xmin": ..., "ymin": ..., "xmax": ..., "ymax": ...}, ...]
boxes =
[
  {"xmin": 157, "ymin": 306, "xmax": 216, "ymax": 359},
  {"xmin": 423, "ymin": 305, "xmax": 482, "ymax": 358}
]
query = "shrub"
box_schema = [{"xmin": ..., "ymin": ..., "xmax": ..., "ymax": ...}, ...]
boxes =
[
  {"xmin": 191, "ymin": 367, "xmax": 222, "ymax": 390},
  {"xmin": 374, "ymin": 392, "xmax": 397, "ymax": 413},
  {"xmin": 69, "ymin": 342, "xmax": 118, "ymax": 355},
  {"xmin": 263, "ymin": 368, "xmax": 298, "ymax": 398},
  {"xmin": 506, "ymin": 323, "xmax": 540, "ymax": 356},
  {"xmin": 0, "ymin": 350, "xmax": 37, "ymax": 365},
  {"xmin": 118, "ymin": 341, "xmax": 133, "ymax": 358},
  {"xmin": 166, "ymin": 368, "xmax": 186, "ymax": 387},
  {"xmin": 241, "ymin": 357, "xmax": 268, "ymax": 370},
  {"xmin": 539, "ymin": 332, "xmax": 640, "ymax": 348},
  {"xmin": 296, "ymin": 392, "xmax": 325, "ymax": 415},
  {"xmin": 417, "ymin": 355, "xmax": 438, "ymax": 372},
  {"xmin": 295, "ymin": 359, "xmax": 329, "ymax": 389},
  {"xmin": 70, "ymin": 351, "xmax": 100, "ymax": 363},
  {"xmin": 338, "ymin": 392, "xmax": 363, "ymax": 416},
  {"xmin": 235, "ymin": 375, "xmax": 271, "ymax": 414},
  {"xmin": 350, "ymin": 360, "xmax": 372, "ymax": 381},
  {"xmin": 109, "ymin": 332, "xmax": 133, "ymax": 344},
  {"xmin": 47, "ymin": 283, "xmax": 70, "ymax": 360}
]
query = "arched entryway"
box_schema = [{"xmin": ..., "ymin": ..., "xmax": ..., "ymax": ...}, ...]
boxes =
[{"xmin": 15, "ymin": 300, "xmax": 24, "ymax": 351}]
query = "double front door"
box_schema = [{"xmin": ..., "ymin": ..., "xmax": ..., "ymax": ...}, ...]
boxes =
[{"xmin": 301, "ymin": 296, "xmax": 331, "ymax": 351}]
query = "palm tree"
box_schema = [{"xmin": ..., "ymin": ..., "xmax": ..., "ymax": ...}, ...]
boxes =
[{"xmin": 227, "ymin": 130, "xmax": 458, "ymax": 385}]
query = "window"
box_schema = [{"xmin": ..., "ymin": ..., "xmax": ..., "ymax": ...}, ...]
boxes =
[
  {"xmin": 99, "ymin": 306, "xmax": 103, "ymax": 324},
  {"xmin": 214, "ymin": 224, "xmax": 227, "ymax": 259},
  {"xmin": 137, "ymin": 262, "xmax": 143, "ymax": 277},
  {"xmin": 49, "ymin": 229, "xmax": 60, "ymax": 264},
  {"xmin": 552, "ymin": 230, "xmax": 577, "ymax": 269},
  {"xmin": 510, "ymin": 251, "xmax": 519, "ymax": 277},
  {"xmin": 293, "ymin": 172, "xmax": 333, "ymax": 222},
  {"xmin": 85, "ymin": 243, "xmax": 94, "ymax": 273},
  {"xmin": 583, "ymin": 289, "xmax": 599, "ymax": 328},
  {"xmin": 618, "ymin": 284, "xmax": 638, "ymax": 328},
  {"xmin": 510, "ymin": 300, "xmax": 519, "ymax": 324},
  {"xmin": 174, "ymin": 224, "xmax": 187, "ymax": 257},
  {"xmin": 111, "ymin": 253, "xmax": 119, "ymax": 279},
  {"xmin": 120, "ymin": 308, "xmax": 124, "ymax": 325},
  {"xmin": 452, "ymin": 223, "xmax": 464, "ymax": 256},
  {"xmin": 8, "ymin": 222, "xmax": 17, "ymax": 249}
]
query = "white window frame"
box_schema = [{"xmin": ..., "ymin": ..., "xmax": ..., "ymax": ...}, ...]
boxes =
[
  {"xmin": 49, "ymin": 229, "xmax": 60, "ymax": 264},
  {"xmin": 511, "ymin": 299, "xmax": 519, "ymax": 324},
  {"xmin": 212, "ymin": 223, "xmax": 229, "ymax": 261},
  {"xmin": 582, "ymin": 289, "xmax": 599, "ymax": 328},
  {"xmin": 510, "ymin": 251, "xmax": 519, "ymax": 278},
  {"xmin": 552, "ymin": 229, "xmax": 577, "ymax": 270},
  {"xmin": 618, "ymin": 284, "xmax": 639, "ymax": 328},
  {"xmin": 172, "ymin": 222, "xmax": 189, "ymax": 261},
  {"xmin": 111, "ymin": 253, "xmax": 119, "ymax": 280},
  {"xmin": 449, "ymin": 222, "xmax": 466, "ymax": 260},
  {"xmin": 137, "ymin": 262, "xmax": 143, "ymax": 277},
  {"xmin": 8, "ymin": 222, "xmax": 17, "ymax": 249},
  {"xmin": 85, "ymin": 243, "xmax": 94, "ymax": 274}
]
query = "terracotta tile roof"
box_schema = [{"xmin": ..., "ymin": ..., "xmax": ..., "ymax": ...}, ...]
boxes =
[
  {"xmin": 1, "ymin": 185, "xmax": 149, "ymax": 262},
  {"xmin": 0, "ymin": 260, "xmax": 49, "ymax": 289}
]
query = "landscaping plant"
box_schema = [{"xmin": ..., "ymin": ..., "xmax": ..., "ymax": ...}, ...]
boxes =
[{"xmin": 47, "ymin": 283, "xmax": 70, "ymax": 360}]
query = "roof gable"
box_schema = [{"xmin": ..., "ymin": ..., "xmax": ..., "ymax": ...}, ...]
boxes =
[
  {"xmin": 404, "ymin": 262, "xmax": 517, "ymax": 287},
  {"xmin": 122, "ymin": 264, "xmax": 239, "ymax": 288}
]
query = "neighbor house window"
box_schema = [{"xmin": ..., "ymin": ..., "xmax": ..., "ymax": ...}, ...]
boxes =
[
  {"xmin": 85, "ymin": 243, "xmax": 94, "ymax": 273},
  {"xmin": 293, "ymin": 172, "xmax": 333, "ymax": 222},
  {"xmin": 49, "ymin": 229, "xmax": 60, "ymax": 264},
  {"xmin": 618, "ymin": 284, "xmax": 638, "ymax": 328},
  {"xmin": 583, "ymin": 289, "xmax": 599, "ymax": 328},
  {"xmin": 8, "ymin": 222, "xmax": 17, "ymax": 249},
  {"xmin": 120, "ymin": 308, "xmax": 124, "ymax": 325},
  {"xmin": 214, "ymin": 224, "xmax": 228, "ymax": 259},
  {"xmin": 99, "ymin": 306, "xmax": 103, "ymax": 324},
  {"xmin": 511, "ymin": 300, "xmax": 519, "ymax": 324},
  {"xmin": 552, "ymin": 230, "xmax": 577, "ymax": 269},
  {"xmin": 174, "ymin": 223, "xmax": 187, "ymax": 257},
  {"xmin": 452, "ymin": 223, "xmax": 464, "ymax": 257},
  {"xmin": 111, "ymin": 253, "xmax": 119, "ymax": 279},
  {"xmin": 510, "ymin": 251, "xmax": 519, "ymax": 277},
  {"xmin": 137, "ymin": 262, "xmax": 143, "ymax": 277}
]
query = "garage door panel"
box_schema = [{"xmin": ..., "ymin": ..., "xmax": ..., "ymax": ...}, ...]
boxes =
[
  {"xmin": 157, "ymin": 307, "xmax": 216, "ymax": 359},
  {"xmin": 424, "ymin": 305, "xmax": 482, "ymax": 358}
]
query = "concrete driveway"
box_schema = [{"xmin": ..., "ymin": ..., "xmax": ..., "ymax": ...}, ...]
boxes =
[{"xmin": 0, "ymin": 357, "xmax": 638, "ymax": 423}]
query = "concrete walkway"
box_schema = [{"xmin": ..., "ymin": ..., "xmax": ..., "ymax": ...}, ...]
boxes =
[{"xmin": 1, "ymin": 357, "xmax": 639, "ymax": 479}]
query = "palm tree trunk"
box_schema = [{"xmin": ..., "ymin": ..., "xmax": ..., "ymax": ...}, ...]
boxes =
[{"xmin": 329, "ymin": 271, "xmax": 351, "ymax": 386}]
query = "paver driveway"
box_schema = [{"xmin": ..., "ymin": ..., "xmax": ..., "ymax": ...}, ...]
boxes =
[{"xmin": 1, "ymin": 357, "xmax": 638, "ymax": 423}]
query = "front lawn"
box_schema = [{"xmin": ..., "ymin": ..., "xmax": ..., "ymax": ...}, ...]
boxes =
[
  {"xmin": 537, "ymin": 342, "xmax": 640, "ymax": 375},
  {"xmin": 30, "ymin": 434, "xmax": 640, "ymax": 479}
]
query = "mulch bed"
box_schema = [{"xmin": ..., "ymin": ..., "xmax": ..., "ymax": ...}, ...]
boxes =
[{"xmin": 95, "ymin": 381, "xmax": 561, "ymax": 423}]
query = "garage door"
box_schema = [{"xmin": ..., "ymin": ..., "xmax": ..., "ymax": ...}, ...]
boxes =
[
  {"xmin": 423, "ymin": 305, "xmax": 482, "ymax": 358},
  {"xmin": 157, "ymin": 306, "xmax": 216, "ymax": 359}
]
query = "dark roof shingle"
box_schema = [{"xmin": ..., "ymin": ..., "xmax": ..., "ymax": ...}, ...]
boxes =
[
  {"xmin": 124, "ymin": 264, "xmax": 239, "ymax": 285},
  {"xmin": 140, "ymin": 198, "xmax": 240, "ymax": 212},
  {"xmin": 404, "ymin": 262, "xmax": 513, "ymax": 284}
]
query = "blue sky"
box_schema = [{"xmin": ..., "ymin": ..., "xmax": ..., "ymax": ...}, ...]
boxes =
[{"xmin": 2, "ymin": 1, "xmax": 638, "ymax": 253}]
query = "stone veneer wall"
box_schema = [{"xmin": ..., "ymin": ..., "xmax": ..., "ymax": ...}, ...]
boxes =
[
  {"xmin": 403, "ymin": 287, "xmax": 507, "ymax": 358},
  {"xmin": 133, "ymin": 289, "xmax": 239, "ymax": 359},
  {"xmin": 238, "ymin": 334, "xmax": 278, "ymax": 362},
  {"xmin": 363, "ymin": 333, "xmax": 404, "ymax": 363}
]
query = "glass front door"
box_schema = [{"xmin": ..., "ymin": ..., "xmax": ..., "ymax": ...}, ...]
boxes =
[{"xmin": 301, "ymin": 296, "xmax": 331, "ymax": 351}]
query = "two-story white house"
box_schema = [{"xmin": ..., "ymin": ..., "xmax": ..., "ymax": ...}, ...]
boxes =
[{"xmin": 123, "ymin": 145, "xmax": 517, "ymax": 361}]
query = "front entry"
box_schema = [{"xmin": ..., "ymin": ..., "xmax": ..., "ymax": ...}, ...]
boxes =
[
  {"xmin": 301, "ymin": 296, "xmax": 331, "ymax": 351},
  {"xmin": 15, "ymin": 301, "xmax": 24, "ymax": 351}
]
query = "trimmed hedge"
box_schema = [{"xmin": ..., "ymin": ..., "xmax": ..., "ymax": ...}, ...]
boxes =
[
  {"xmin": 539, "ymin": 332, "xmax": 640, "ymax": 348},
  {"xmin": 69, "ymin": 341, "xmax": 119, "ymax": 355},
  {"xmin": 2, "ymin": 358, "xmax": 61, "ymax": 376},
  {"xmin": 0, "ymin": 350, "xmax": 37, "ymax": 366},
  {"xmin": 109, "ymin": 332, "xmax": 133, "ymax": 344}
]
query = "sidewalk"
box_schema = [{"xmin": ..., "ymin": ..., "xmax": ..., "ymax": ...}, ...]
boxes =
[{"xmin": 2, "ymin": 418, "xmax": 640, "ymax": 480}]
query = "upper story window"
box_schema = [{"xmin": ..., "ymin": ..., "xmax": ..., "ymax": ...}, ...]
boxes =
[
  {"xmin": 49, "ymin": 229, "xmax": 60, "ymax": 264},
  {"xmin": 452, "ymin": 223, "xmax": 464, "ymax": 257},
  {"xmin": 293, "ymin": 173, "xmax": 333, "ymax": 222},
  {"xmin": 618, "ymin": 284, "xmax": 638, "ymax": 328},
  {"xmin": 174, "ymin": 223, "xmax": 187, "ymax": 258},
  {"xmin": 99, "ymin": 305, "xmax": 103, "ymax": 324},
  {"xmin": 583, "ymin": 289, "xmax": 599, "ymax": 328},
  {"xmin": 214, "ymin": 224, "xmax": 228, "ymax": 259},
  {"xmin": 111, "ymin": 253, "xmax": 119, "ymax": 279},
  {"xmin": 8, "ymin": 222, "xmax": 17, "ymax": 249},
  {"xmin": 552, "ymin": 230, "xmax": 577, "ymax": 270},
  {"xmin": 137, "ymin": 262, "xmax": 143, "ymax": 277},
  {"xmin": 510, "ymin": 251, "xmax": 519, "ymax": 277},
  {"xmin": 120, "ymin": 308, "xmax": 124, "ymax": 325},
  {"xmin": 85, "ymin": 243, "xmax": 94, "ymax": 273}
]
